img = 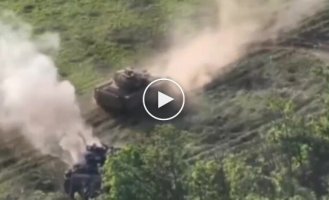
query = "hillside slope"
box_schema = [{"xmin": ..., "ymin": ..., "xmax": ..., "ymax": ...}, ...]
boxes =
[{"xmin": 0, "ymin": 0, "xmax": 329, "ymax": 199}]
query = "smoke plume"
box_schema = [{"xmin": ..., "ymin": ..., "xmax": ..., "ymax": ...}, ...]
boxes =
[
  {"xmin": 0, "ymin": 0, "xmax": 323, "ymax": 164},
  {"xmin": 149, "ymin": 0, "xmax": 326, "ymax": 90},
  {"xmin": 0, "ymin": 13, "xmax": 99, "ymax": 165}
]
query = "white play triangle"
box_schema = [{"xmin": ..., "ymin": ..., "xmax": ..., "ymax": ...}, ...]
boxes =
[{"xmin": 158, "ymin": 91, "xmax": 174, "ymax": 108}]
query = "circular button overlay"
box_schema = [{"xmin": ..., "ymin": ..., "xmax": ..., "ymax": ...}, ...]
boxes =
[{"xmin": 142, "ymin": 78, "xmax": 185, "ymax": 121}]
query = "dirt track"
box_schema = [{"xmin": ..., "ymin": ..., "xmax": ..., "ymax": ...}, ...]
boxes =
[
  {"xmin": 84, "ymin": 8, "xmax": 329, "ymax": 148},
  {"xmin": 1, "ymin": 6, "xmax": 329, "ymax": 198}
]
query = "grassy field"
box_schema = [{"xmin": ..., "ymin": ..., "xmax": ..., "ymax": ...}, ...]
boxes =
[
  {"xmin": 0, "ymin": 0, "xmax": 215, "ymax": 198},
  {"xmin": 1, "ymin": 0, "xmax": 329, "ymax": 199},
  {"xmin": 0, "ymin": 0, "xmax": 213, "ymax": 94}
]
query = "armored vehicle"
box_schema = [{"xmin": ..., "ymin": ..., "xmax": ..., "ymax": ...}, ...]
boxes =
[{"xmin": 94, "ymin": 67, "xmax": 159, "ymax": 113}]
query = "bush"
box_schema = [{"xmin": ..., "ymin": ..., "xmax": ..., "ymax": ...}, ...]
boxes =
[{"xmin": 102, "ymin": 67, "xmax": 329, "ymax": 199}]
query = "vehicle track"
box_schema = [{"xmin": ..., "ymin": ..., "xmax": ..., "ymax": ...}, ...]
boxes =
[{"xmin": 1, "ymin": 4, "xmax": 329, "ymax": 198}]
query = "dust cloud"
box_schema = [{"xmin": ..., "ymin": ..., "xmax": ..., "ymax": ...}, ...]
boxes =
[
  {"xmin": 0, "ymin": 13, "xmax": 99, "ymax": 165},
  {"xmin": 149, "ymin": 0, "xmax": 326, "ymax": 90},
  {"xmin": 0, "ymin": 0, "xmax": 323, "ymax": 165}
]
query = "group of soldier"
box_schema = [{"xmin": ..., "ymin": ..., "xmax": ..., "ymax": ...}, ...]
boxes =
[
  {"xmin": 63, "ymin": 143, "xmax": 120, "ymax": 200},
  {"xmin": 64, "ymin": 67, "xmax": 149, "ymax": 199},
  {"xmin": 113, "ymin": 67, "xmax": 151, "ymax": 91}
]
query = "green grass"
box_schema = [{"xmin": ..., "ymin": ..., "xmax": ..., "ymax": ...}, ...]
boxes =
[
  {"xmin": 0, "ymin": 0, "xmax": 214, "ymax": 198},
  {"xmin": 0, "ymin": 0, "xmax": 212, "ymax": 94},
  {"xmin": 1, "ymin": 0, "xmax": 329, "ymax": 199}
]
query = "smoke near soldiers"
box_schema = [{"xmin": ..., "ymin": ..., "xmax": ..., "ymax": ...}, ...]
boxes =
[
  {"xmin": 0, "ymin": 13, "xmax": 99, "ymax": 165},
  {"xmin": 0, "ymin": 0, "xmax": 325, "ymax": 167}
]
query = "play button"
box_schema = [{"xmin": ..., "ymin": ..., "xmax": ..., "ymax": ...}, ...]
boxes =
[
  {"xmin": 158, "ymin": 91, "xmax": 174, "ymax": 108},
  {"xmin": 143, "ymin": 78, "xmax": 185, "ymax": 121}
]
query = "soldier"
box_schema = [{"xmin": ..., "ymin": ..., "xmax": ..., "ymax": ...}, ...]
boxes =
[
  {"xmin": 85, "ymin": 143, "xmax": 108, "ymax": 167},
  {"xmin": 113, "ymin": 67, "xmax": 150, "ymax": 91},
  {"xmin": 124, "ymin": 67, "xmax": 135, "ymax": 78},
  {"xmin": 64, "ymin": 143, "xmax": 110, "ymax": 200}
]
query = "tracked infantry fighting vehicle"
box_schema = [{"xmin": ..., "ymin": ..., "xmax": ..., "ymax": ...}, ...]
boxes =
[{"xmin": 94, "ymin": 67, "xmax": 158, "ymax": 113}]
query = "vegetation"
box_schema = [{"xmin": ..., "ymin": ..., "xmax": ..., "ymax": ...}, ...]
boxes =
[
  {"xmin": 0, "ymin": 0, "xmax": 213, "ymax": 94},
  {"xmin": 102, "ymin": 67, "xmax": 329, "ymax": 200},
  {"xmin": 0, "ymin": 0, "xmax": 329, "ymax": 199}
]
